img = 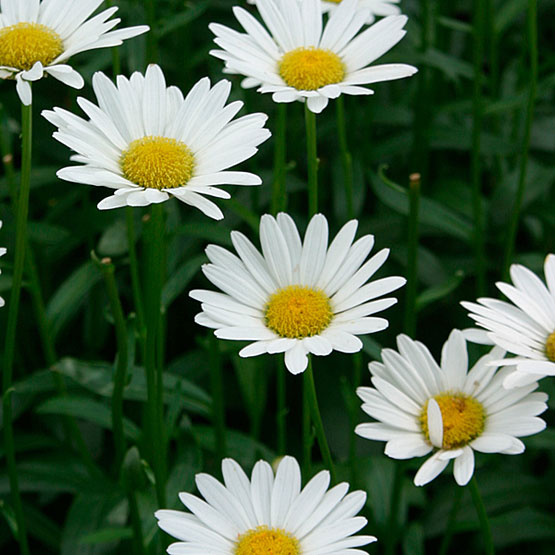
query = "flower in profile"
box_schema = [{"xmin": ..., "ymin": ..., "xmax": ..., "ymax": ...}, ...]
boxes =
[
  {"xmin": 42, "ymin": 65, "xmax": 270, "ymax": 218},
  {"xmin": 0, "ymin": 0, "xmax": 148, "ymax": 105},
  {"xmin": 156, "ymin": 455, "xmax": 376, "ymax": 554},
  {"xmin": 462, "ymin": 255, "xmax": 555, "ymax": 388},
  {"xmin": 0, "ymin": 221, "xmax": 5, "ymax": 307},
  {"xmin": 190, "ymin": 212, "xmax": 405, "ymax": 374},
  {"xmin": 355, "ymin": 330, "xmax": 547, "ymax": 486},
  {"xmin": 211, "ymin": 0, "xmax": 417, "ymax": 113}
]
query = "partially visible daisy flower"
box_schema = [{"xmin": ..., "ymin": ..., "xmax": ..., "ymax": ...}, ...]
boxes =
[
  {"xmin": 462, "ymin": 255, "xmax": 555, "ymax": 388},
  {"xmin": 0, "ymin": 0, "xmax": 148, "ymax": 105},
  {"xmin": 320, "ymin": 0, "xmax": 401, "ymax": 24},
  {"xmin": 190, "ymin": 212, "xmax": 405, "ymax": 374},
  {"xmin": 0, "ymin": 220, "xmax": 5, "ymax": 308},
  {"xmin": 42, "ymin": 64, "xmax": 271, "ymax": 219},
  {"xmin": 211, "ymin": 0, "xmax": 417, "ymax": 113},
  {"xmin": 355, "ymin": 330, "xmax": 547, "ymax": 486},
  {"xmin": 156, "ymin": 455, "xmax": 376, "ymax": 554}
]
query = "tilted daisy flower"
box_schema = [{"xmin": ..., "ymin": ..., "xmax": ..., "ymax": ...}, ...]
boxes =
[
  {"xmin": 156, "ymin": 455, "xmax": 376, "ymax": 554},
  {"xmin": 0, "ymin": 0, "xmax": 148, "ymax": 105},
  {"xmin": 355, "ymin": 330, "xmax": 547, "ymax": 486},
  {"xmin": 42, "ymin": 64, "xmax": 271, "ymax": 218},
  {"xmin": 190, "ymin": 212, "xmax": 405, "ymax": 374},
  {"xmin": 462, "ymin": 255, "xmax": 555, "ymax": 388},
  {"xmin": 211, "ymin": 0, "xmax": 417, "ymax": 113},
  {"xmin": 0, "ymin": 221, "xmax": 5, "ymax": 308}
]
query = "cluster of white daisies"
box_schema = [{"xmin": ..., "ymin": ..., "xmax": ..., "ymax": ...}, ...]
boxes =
[{"xmin": 1, "ymin": 0, "xmax": 553, "ymax": 553}]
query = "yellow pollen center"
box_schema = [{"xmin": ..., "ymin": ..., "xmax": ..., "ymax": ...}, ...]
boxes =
[
  {"xmin": 327, "ymin": 0, "xmax": 343, "ymax": 3},
  {"xmin": 420, "ymin": 393, "xmax": 485, "ymax": 450},
  {"xmin": 235, "ymin": 526, "xmax": 300, "ymax": 555},
  {"xmin": 265, "ymin": 285, "xmax": 332, "ymax": 339},
  {"xmin": 0, "ymin": 22, "xmax": 63, "ymax": 71},
  {"xmin": 546, "ymin": 331, "xmax": 555, "ymax": 362},
  {"xmin": 120, "ymin": 136, "xmax": 195, "ymax": 190},
  {"xmin": 279, "ymin": 47, "xmax": 345, "ymax": 91}
]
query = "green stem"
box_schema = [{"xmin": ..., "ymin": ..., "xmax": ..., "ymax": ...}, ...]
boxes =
[
  {"xmin": 471, "ymin": 0, "xmax": 487, "ymax": 296},
  {"xmin": 106, "ymin": 0, "xmax": 121, "ymax": 75},
  {"xmin": 404, "ymin": 173, "xmax": 421, "ymax": 336},
  {"xmin": 438, "ymin": 485, "xmax": 464, "ymax": 555},
  {"xmin": 208, "ymin": 335, "xmax": 226, "ymax": 460},
  {"xmin": 385, "ymin": 463, "xmax": 405, "ymax": 555},
  {"xmin": 336, "ymin": 96, "xmax": 354, "ymax": 219},
  {"xmin": 127, "ymin": 489, "xmax": 146, "ymax": 555},
  {"xmin": 92, "ymin": 253, "xmax": 128, "ymax": 472},
  {"xmin": 469, "ymin": 476, "xmax": 494, "ymax": 555},
  {"xmin": 143, "ymin": 204, "xmax": 166, "ymax": 507},
  {"xmin": 146, "ymin": 0, "xmax": 158, "ymax": 63},
  {"xmin": 304, "ymin": 357, "xmax": 336, "ymax": 483},
  {"xmin": 347, "ymin": 352, "xmax": 362, "ymax": 484},
  {"xmin": 271, "ymin": 104, "xmax": 287, "ymax": 215},
  {"xmin": 305, "ymin": 104, "xmax": 318, "ymax": 217},
  {"xmin": 125, "ymin": 208, "xmax": 146, "ymax": 338},
  {"xmin": 302, "ymin": 379, "xmax": 312, "ymax": 478},
  {"xmin": 502, "ymin": 0, "xmax": 537, "ymax": 278},
  {"xmin": 276, "ymin": 358, "xmax": 286, "ymax": 455},
  {"xmin": 2, "ymin": 101, "xmax": 32, "ymax": 555}
]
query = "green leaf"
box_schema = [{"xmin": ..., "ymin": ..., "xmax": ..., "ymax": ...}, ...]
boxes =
[
  {"xmin": 418, "ymin": 49, "xmax": 473, "ymax": 81},
  {"xmin": 158, "ymin": 3, "xmax": 209, "ymax": 37},
  {"xmin": 162, "ymin": 253, "xmax": 205, "ymax": 308},
  {"xmin": 416, "ymin": 270, "xmax": 465, "ymax": 311},
  {"xmin": 97, "ymin": 218, "xmax": 128, "ymax": 257},
  {"xmin": 175, "ymin": 221, "xmax": 232, "ymax": 246},
  {"xmin": 81, "ymin": 527, "xmax": 133, "ymax": 545}
]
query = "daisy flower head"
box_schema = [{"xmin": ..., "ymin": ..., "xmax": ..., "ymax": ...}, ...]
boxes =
[
  {"xmin": 0, "ymin": 0, "xmax": 148, "ymax": 105},
  {"xmin": 355, "ymin": 330, "xmax": 548, "ymax": 487},
  {"xmin": 190, "ymin": 212, "xmax": 406, "ymax": 374},
  {"xmin": 155, "ymin": 455, "xmax": 376, "ymax": 554},
  {"xmin": 462, "ymin": 255, "xmax": 555, "ymax": 388},
  {"xmin": 0, "ymin": 220, "xmax": 5, "ymax": 308},
  {"xmin": 42, "ymin": 65, "xmax": 271, "ymax": 218},
  {"xmin": 211, "ymin": 0, "xmax": 417, "ymax": 113}
]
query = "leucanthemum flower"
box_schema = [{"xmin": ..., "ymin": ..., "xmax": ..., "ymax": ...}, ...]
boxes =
[
  {"xmin": 211, "ymin": 0, "xmax": 417, "ymax": 113},
  {"xmin": 155, "ymin": 456, "xmax": 376, "ymax": 554},
  {"xmin": 190, "ymin": 212, "xmax": 405, "ymax": 374},
  {"xmin": 42, "ymin": 64, "xmax": 271, "ymax": 218},
  {"xmin": 0, "ymin": 0, "xmax": 148, "ymax": 105},
  {"xmin": 462, "ymin": 255, "xmax": 555, "ymax": 388},
  {"xmin": 355, "ymin": 330, "xmax": 547, "ymax": 486},
  {"xmin": 0, "ymin": 221, "xmax": 5, "ymax": 308}
]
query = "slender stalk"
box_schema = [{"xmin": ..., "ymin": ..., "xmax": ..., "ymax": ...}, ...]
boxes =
[
  {"xmin": 304, "ymin": 104, "xmax": 318, "ymax": 217},
  {"xmin": 471, "ymin": 0, "xmax": 487, "ymax": 296},
  {"xmin": 347, "ymin": 352, "xmax": 362, "ymax": 484},
  {"xmin": 469, "ymin": 476, "xmax": 494, "ymax": 555},
  {"xmin": 2, "ymin": 101, "xmax": 33, "ymax": 555},
  {"xmin": 438, "ymin": 485, "xmax": 464, "ymax": 555},
  {"xmin": 404, "ymin": 173, "xmax": 421, "ymax": 336},
  {"xmin": 304, "ymin": 357, "xmax": 336, "ymax": 483},
  {"xmin": 336, "ymin": 96, "xmax": 354, "ymax": 219},
  {"xmin": 302, "ymin": 380, "xmax": 312, "ymax": 478},
  {"xmin": 385, "ymin": 463, "xmax": 405, "ymax": 555},
  {"xmin": 276, "ymin": 359, "xmax": 286, "ymax": 455},
  {"xmin": 143, "ymin": 204, "xmax": 166, "ymax": 507},
  {"xmin": 92, "ymin": 253, "xmax": 128, "ymax": 472},
  {"xmin": 125, "ymin": 208, "xmax": 146, "ymax": 337},
  {"xmin": 127, "ymin": 489, "xmax": 146, "ymax": 555},
  {"xmin": 106, "ymin": 0, "xmax": 121, "ymax": 75},
  {"xmin": 146, "ymin": 0, "xmax": 158, "ymax": 63},
  {"xmin": 502, "ymin": 0, "xmax": 537, "ymax": 278},
  {"xmin": 271, "ymin": 104, "xmax": 287, "ymax": 215},
  {"xmin": 208, "ymin": 335, "xmax": 226, "ymax": 460}
]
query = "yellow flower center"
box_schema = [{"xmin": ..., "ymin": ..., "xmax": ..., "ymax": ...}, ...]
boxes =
[
  {"xmin": 326, "ymin": 0, "xmax": 343, "ymax": 3},
  {"xmin": 235, "ymin": 526, "xmax": 300, "ymax": 555},
  {"xmin": 546, "ymin": 331, "xmax": 555, "ymax": 362},
  {"xmin": 279, "ymin": 47, "xmax": 345, "ymax": 91},
  {"xmin": 120, "ymin": 136, "xmax": 195, "ymax": 190},
  {"xmin": 0, "ymin": 22, "xmax": 63, "ymax": 71},
  {"xmin": 420, "ymin": 393, "xmax": 485, "ymax": 450},
  {"xmin": 265, "ymin": 285, "xmax": 332, "ymax": 339}
]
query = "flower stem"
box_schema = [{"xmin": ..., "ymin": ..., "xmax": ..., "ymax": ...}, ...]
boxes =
[
  {"xmin": 92, "ymin": 252, "xmax": 128, "ymax": 472},
  {"xmin": 2, "ymin": 101, "xmax": 33, "ymax": 555},
  {"xmin": 404, "ymin": 173, "xmax": 421, "ymax": 337},
  {"xmin": 304, "ymin": 357, "xmax": 336, "ymax": 483},
  {"xmin": 304, "ymin": 104, "xmax": 318, "ymax": 217},
  {"xmin": 126, "ymin": 207, "xmax": 146, "ymax": 340},
  {"xmin": 276, "ymin": 358, "xmax": 286, "ymax": 455},
  {"xmin": 146, "ymin": 0, "xmax": 158, "ymax": 62},
  {"xmin": 271, "ymin": 103, "xmax": 287, "ymax": 215},
  {"xmin": 502, "ymin": 0, "xmax": 537, "ymax": 278},
  {"xmin": 438, "ymin": 484, "xmax": 464, "ymax": 555},
  {"xmin": 469, "ymin": 476, "xmax": 494, "ymax": 555},
  {"xmin": 302, "ymin": 381, "xmax": 312, "ymax": 478},
  {"xmin": 336, "ymin": 96, "xmax": 354, "ymax": 219},
  {"xmin": 208, "ymin": 334, "xmax": 226, "ymax": 460},
  {"xmin": 385, "ymin": 462, "xmax": 405, "ymax": 555}
]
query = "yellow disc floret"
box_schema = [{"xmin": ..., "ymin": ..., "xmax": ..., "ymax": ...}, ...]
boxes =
[
  {"xmin": 265, "ymin": 285, "xmax": 332, "ymax": 339},
  {"xmin": 279, "ymin": 47, "xmax": 345, "ymax": 91},
  {"xmin": 120, "ymin": 136, "xmax": 195, "ymax": 190},
  {"xmin": 235, "ymin": 526, "xmax": 300, "ymax": 555},
  {"xmin": 420, "ymin": 393, "xmax": 485, "ymax": 450},
  {"xmin": 546, "ymin": 331, "xmax": 555, "ymax": 362},
  {"xmin": 326, "ymin": 0, "xmax": 343, "ymax": 3},
  {"xmin": 0, "ymin": 23, "xmax": 63, "ymax": 71}
]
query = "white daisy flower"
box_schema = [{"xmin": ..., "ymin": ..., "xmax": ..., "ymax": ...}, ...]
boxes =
[
  {"xmin": 0, "ymin": 0, "xmax": 148, "ymax": 105},
  {"xmin": 190, "ymin": 212, "xmax": 405, "ymax": 375},
  {"xmin": 42, "ymin": 64, "xmax": 271, "ymax": 219},
  {"xmin": 462, "ymin": 255, "xmax": 555, "ymax": 388},
  {"xmin": 155, "ymin": 455, "xmax": 376, "ymax": 554},
  {"xmin": 0, "ymin": 220, "xmax": 5, "ymax": 308},
  {"xmin": 355, "ymin": 330, "xmax": 547, "ymax": 487},
  {"xmin": 210, "ymin": 0, "xmax": 417, "ymax": 113}
]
